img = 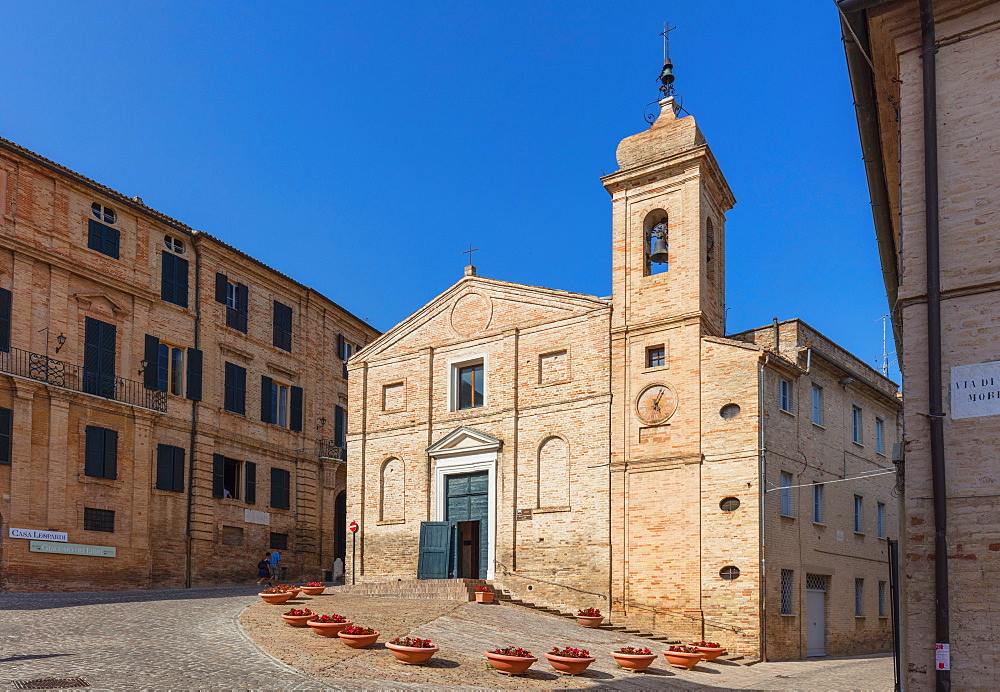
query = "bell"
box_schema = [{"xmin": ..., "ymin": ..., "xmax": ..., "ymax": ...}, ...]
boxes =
[
  {"xmin": 659, "ymin": 59, "xmax": 675, "ymax": 90},
  {"xmin": 649, "ymin": 233, "xmax": 669, "ymax": 264}
]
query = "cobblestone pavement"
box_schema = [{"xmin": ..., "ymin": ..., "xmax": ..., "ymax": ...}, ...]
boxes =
[
  {"xmin": 242, "ymin": 590, "xmax": 895, "ymax": 691},
  {"xmin": 0, "ymin": 585, "xmax": 894, "ymax": 691}
]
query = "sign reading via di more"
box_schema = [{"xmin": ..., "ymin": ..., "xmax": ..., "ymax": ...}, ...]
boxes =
[
  {"xmin": 951, "ymin": 362, "xmax": 1000, "ymax": 419},
  {"xmin": 9, "ymin": 528, "xmax": 68, "ymax": 542},
  {"xmin": 29, "ymin": 541, "xmax": 116, "ymax": 558}
]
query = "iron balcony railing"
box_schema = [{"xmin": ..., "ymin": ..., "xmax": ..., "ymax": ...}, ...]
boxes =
[
  {"xmin": 0, "ymin": 346, "xmax": 167, "ymax": 412},
  {"xmin": 318, "ymin": 439, "xmax": 345, "ymax": 460}
]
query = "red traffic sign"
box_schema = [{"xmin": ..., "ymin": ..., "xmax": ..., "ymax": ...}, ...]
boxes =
[{"xmin": 349, "ymin": 521, "xmax": 359, "ymax": 533}]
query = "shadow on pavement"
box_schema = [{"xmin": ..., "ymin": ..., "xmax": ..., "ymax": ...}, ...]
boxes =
[{"xmin": 0, "ymin": 584, "xmax": 264, "ymax": 611}]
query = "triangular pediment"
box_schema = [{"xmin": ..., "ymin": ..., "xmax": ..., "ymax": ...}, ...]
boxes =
[
  {"xmin": 357, "ymin": 275, "xmax": 608, "ymax": 361},
  {"xmin": 73, "ymin": 292, "xmax": 129, "ymax": 317},
  {"xmin": 426, "ymin": 426, "xmax": 503, "ymax": 458}
]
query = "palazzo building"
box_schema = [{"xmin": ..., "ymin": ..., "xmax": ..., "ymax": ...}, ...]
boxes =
[
  {"xmin": 0, "ymin": 137, "xmax": 377, "ymax": 590},
  {"xmin": 347, "ymin": 74, "xmax": 902, "ymax": 660},
  {"xmin": 839, "ymin": 0, "xmax": 1000, "ymax": 685}
]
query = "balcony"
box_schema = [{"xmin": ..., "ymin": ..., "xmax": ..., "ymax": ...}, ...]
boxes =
[
  {"xmin": 0, "ymin": 347, "xmax": 167, "ymax": 412},
  {"xmin": 318, "ymin": 440, "xmax": 345, "ymax": 460}
]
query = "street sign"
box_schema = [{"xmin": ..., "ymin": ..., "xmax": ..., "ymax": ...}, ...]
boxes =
[{"xmin": 349, "ymin": 521, "xmax": 358, "ymax": 532}]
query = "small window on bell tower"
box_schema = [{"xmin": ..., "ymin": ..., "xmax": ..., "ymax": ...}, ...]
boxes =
[{"xmin": 646, "ymin": 216, "xmax": 669, "ymax": 275}]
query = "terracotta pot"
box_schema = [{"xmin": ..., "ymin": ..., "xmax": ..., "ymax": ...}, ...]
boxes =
[
  {"xmin": 610, "ymin": 652, "xmax": 657, "ymax": 671},
  {"xmin": 694, "ymin": 646, "xmax": 726, "ymax": 661},
  {"xmin": 281, "ymin": 613, "xmax": 314, "ymax": 627},
  {"xmin": 385, "ymin": 642, "xmax": 439, "ymax": 665},
  {"xmin": 662, "ymin": 650, "xmax": 704, "ymax": 670},
  {"xmin": 575, "ymin": 615, "xmax": 604, "ymax": 628},
  {"xmin": 259, "ymin": 592, "xmax": 293, "ymax": 605},
  {"xmin": 300, "ymin": 586, "xmax": 326, "ymax": 596},
  {"xmin": 283, "ymin": 588, "xmax": 301, "ymax": 598},
  {"xmin": 307, "ymin": 619, "xmax": 352, "ymax": 637},
  {"xmin": 484, "ymin": 652, "xmax": 538, "ymax": 675},
  {"xmin": 338, "ymin": 631, "xmax": 380, "ymax": 648},
  {"xmin": 544, "ymin": 653, "xmax": 596, "ymax": 675},
  {"xmin": 475, "ymin": 592, "xmax": 494, "ymax": 603}
]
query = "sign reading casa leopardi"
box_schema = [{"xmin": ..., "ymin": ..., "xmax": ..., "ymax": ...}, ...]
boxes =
[{"xmin": 9, "ymin": 528, "xmax": 69, "ymax": 542}]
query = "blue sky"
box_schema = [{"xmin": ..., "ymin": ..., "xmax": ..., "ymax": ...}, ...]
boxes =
[{"xmin": 1, "ymin": 1, "xmax": 898, "ymax": 380}]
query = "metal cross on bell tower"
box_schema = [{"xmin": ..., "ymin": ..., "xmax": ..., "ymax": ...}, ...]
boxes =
[{"xmin": 659, "ymin": 22, "xmax": 677, "ymax": 97}]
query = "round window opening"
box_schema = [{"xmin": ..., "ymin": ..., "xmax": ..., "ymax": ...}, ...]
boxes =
[
  {"xmin": 720, "ymin": 403, "xmax": 741, "ymax": 419},
  {"xmin": 720, "ymin": 566, "xmax": 741, "ymax": 581},
  {"xmin": 720, "ymin": 496, "xmax": 741, "ymax": 512}
]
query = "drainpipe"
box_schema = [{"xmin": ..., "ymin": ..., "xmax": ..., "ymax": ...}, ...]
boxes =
[
  {"xmin": 758, "ymin": 355, "xmax": 768, "ymax": 661},
  {"xmin": 184, "ymin": 233, "xmax": 203, "ymax": 589},
  {"xmin": 918, "ymin": 1, "xmax": 950, "ymax": 688}
]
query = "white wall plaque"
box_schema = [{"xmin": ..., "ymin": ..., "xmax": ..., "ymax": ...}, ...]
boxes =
[
  {"xmin": 29, "ymin": 541, "xmax": 115, "ymax": 557},
  {"xmin": 951, "ymin": 362, "xmax": 1000, "ymax": 419},
  {"xmin": 245, "ymin": 509, "xmax": 271, "ymax": 525},
  {"xmin": 9, "ymin": 528, "xmax": 68, "ymax": 542}
]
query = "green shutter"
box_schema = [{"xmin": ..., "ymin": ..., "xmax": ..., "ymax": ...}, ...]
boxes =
[
  {"xmin": 212, "ymin": 454, "xmax": 225, "ymax": 498},
  {"xmin": 0, "ymin": 406, "xmax": 11, "ymax": 464},
  {"xmin": 84, "ymin": 426, "xmax": 104, "ymax": 477},
  {"xmin": 186, "ymin": 348, "xmax": 203, "ymax": 401},
  {"xmin": 245, "ymin": 461, "xmax": 256, "ymax": 505},
  {"xmin": 215, "ymin": 273, "xmax": 228, "ymax": 303},
  {"xmin": 144, "ymin": 335, "xmax": 160, "ymax": 390},
  {"xmin": 417, "ymin": 522, "xmax": 453, "ymax": 579},
  {"xmin": 156, "ymin": 444, "xmax": 172, "ymax": 490},
  {"xmin": 334, "ymin": 405, "xmax": 345, "ymax": 447},
  {"xmin": 261, "ymin": 376, "xmax": 273, "ymax": 423},
  {"xmin": 290, "ymin": 386, "xmax": 303, "ymax": 432},
  {"xmin": 0, "ymin": 287, "xmax": 11, "ymax": 352},
  {"xmin": 172, "ymin": 446, "xmax": 185, "ymax": 492},
  {"xmin": 103, "ymin": 428, "xmax": 118, "ymax": 479}
]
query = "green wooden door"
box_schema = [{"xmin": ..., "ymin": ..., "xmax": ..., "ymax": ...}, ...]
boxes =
[
  {"xmin": 445, "ymin": 472, "xmax": 489, "ymax": 579},
  {"xmin": 417, "ymin": 521, "xmax": 452, "ymax": 579}
]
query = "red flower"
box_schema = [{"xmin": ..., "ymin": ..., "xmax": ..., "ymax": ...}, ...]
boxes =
[
  {"xmin": 577, "ymin": 607, "xmax": 602, "ymax": 617},
  {"xmin": 311, "ymin": 613, "xmax": 347, "ymax": 623},
  {"xmin": 340, "ymin": 625, "xmax": 376, "ymax": 635},
  {"xmin": 616, "ymin": 646, "xmax": 652, "ymax": 655},
  {"xmin": 390, "ymin": 636, "xmax": 435, "ymax": 648},
  {"xmin": 668, "ymin": 645, "xmax": 700, "ymax": 653},
  {"xmin": 476, "ymin": 586, "xmax": 492, "ymax": 592},
  {"xmin": 490, "ymin": 646, "xmax": 533, "ymax": 657},
  {"xmin": 550, "ymin": 646, "xmax": 591, "ymax": 658},
  {"xmin": 283, "ymin": 608, "xmax": 312, "ymax": 616}
]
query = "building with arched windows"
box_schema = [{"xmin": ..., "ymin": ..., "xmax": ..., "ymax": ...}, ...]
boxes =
[{"xmin": 346, "ymin": 86, "xmax": 901, "ymax": 661}]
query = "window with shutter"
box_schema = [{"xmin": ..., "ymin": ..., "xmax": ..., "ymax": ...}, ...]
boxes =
[
  {"xmin": 245, "ymin": 461, "xmax": 257, "ymax": 504},
  {"xmin": 160, "ymin": 251, "xmax": 189, "ymax": 307},
  {"xmin": 261, "ymin": 375, "xmax": 273, "ymax": 423},
  {"xmin": 0, "ymin": 287, "xmax": 10, "ymax": 353},
  {"xmin": 273, "ymin": 301, "xmax": 292, "ymax": 351},
  {"xmin": 186, "ymin": 348, "xmax": 203, "ymax": 401},
  {"xmin": 84, "ymin": 425, "xmax": 118, "ymax": 479},
  {"xmin": 224, "ymin": 362, "xmax": 246, "ymax": 414},
  {"xmin": 225, "ymin": 283, "xmax": 249, "ymax": 332},
  {"xmin": 270, "ymin": 467, "xmax": 291, "ymax": 509},
  {"xmin": 87, "ymin": 219, "xmax": 120, "ymax": 259},
  {"xmin": 334, "ymin": 405, "xmax": 346, "ymax": 448},
  {"xmin": 0, "ymin": 406, "xmax": 11, "ymax": 464},
  {"xmin": 290, "ymin": 386, "xmax": 303, "ymax": 432},
  {"xmin": 143, "ymin": 334, "xmax": 160, "ymax": 390},
  {"xmin": 155, "ymin": 444, "xmax": 185, "ymax": 492},
  {"xmin": 212, "ymin": 454, "xmax": 225, "ymax": 498},
  {"xmin": 83, "ymin": 317, "xmax": 116, "ymax": 399}
]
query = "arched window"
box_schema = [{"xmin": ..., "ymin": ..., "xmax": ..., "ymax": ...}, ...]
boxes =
[
  {"xmin": 537, "ymin": 436, "xmax": 570, "ymax": 508},
  {"xmin": 644, "ymin": 212, "xmax": 669, "ymax": 275},
  {"xmin": 379, "ymin": 458, "xmax": 404, "ymax": 522},
  {"xmin": 706, "ymin": 218, "xmax": 715, "ymax": 265}
]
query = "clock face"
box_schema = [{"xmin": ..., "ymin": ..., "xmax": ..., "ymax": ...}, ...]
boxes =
[{"xmin": 635, "ymin": 383, "xmax": 677, "ymax": 425}]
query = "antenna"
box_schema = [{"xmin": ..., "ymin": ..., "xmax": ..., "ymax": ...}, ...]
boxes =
[{"xmin": 876, "ymin": 314, "xmax": 895, "ymax": 376}]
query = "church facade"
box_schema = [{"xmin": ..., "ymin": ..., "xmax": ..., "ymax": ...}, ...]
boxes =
[{"xmin": 346, "ymin": 91, "xmax": 901, "ymax": 661}]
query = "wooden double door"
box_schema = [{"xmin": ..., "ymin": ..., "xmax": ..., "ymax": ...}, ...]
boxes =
[{"xmin": 417, "ymin": 471, "xmax": 488, "ymax": 580}]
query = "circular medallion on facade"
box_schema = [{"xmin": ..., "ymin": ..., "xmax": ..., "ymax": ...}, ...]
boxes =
[
  {"xmin": 635, "ymin": 383, "xmax": 677, "ymax": 425},
  {"xmin": 450, "ymin": 292, "xmax": 492, "ymax": 337}
]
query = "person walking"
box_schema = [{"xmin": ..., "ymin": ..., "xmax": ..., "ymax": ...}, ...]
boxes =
[
  {"xmin": 269, "ymin": 549, "xmax": 282, "ymax": 583},
  {"xmin": 256, "ymin": 552, "xmax": 271, "ymax": 587}
]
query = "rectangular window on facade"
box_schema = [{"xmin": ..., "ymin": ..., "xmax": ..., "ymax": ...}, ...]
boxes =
[
  {"xmin": 0, "ymin": 406, "xmax": 11, "ymax": 465},
  {"xmin": 224, "ymin": 362, "xmax": 247, "ymax": 414},
  {"xmin": 876, "ymin": 417, "xmax": 885, "ymax": 454},
  {"xmin": 0, "ymin": 287, "xmax": 11, "ymax": 352},
  {"xmin": 156, "ymin": 343, "xmax": 185, "ymax": 396},
  {"xmin": 779, "ymin": 378, "xmax": 793, "ymax": 412},
  {"xmin": 83, "ymin": 507, "xmax": 115, "ymax": 533},
  {"xmin": 878, "ymin": 581, "xmax": 887, "ymax": 617},
  {"xmin": 855, "ymin": 578, "xmax": 864, "ymax": 616},
  {"xmin": 852, "ymin": 405, "xmax": 863, "ymax": 444},
  {"xmin": 780, "ymin": 471, "xmax": 793, "ymax": 516},
  {"xmin": 270, "ymin": 532, "xmax": 288, "ymax": 550},
  {"xmin": 646, "ymin": 345, "xmax": 665, "ymax": 368},
  {"xmin": 811, "ymin": 384, "xmax": 823, "ymax": 425},
  {"xmin": 877, "ymin": 501, "xmax": 886, "ymax": 538},
  {"xmin": 155, "ymin": 444, "xmax": 185, "ymax": 492},
  {"xmin": 221, "ymin": 525, "xmax": 244, "ymax": 546},
  {"xmin": 270, "ymin": 467, "xmax": 291, "ymax": 509},
  {"xmin": 260, "ymin": 377, "xmax": 303, "ymax": 430},
  {"xmin": 456, "ymin": 362, "xmax": 484, "ymax": 410},
  {"xmin": 812, "ymin": 482, "xmax": 824, "ymax": 523},
  {"xmin": 780, "ymin": 569, "xmax": 794, "ymax": 615},
  {"xmin": 83, "ymin": 317, "xmax": 117, "ymax": 399},
  {"xmin": 334, "ymin": 404, "xmax": 346, "ymax": 448},
  {"xmin": 273, "ymin": 301, "xmax": 293, "ymax": 352},
  {"xmin": 87, "ymin": 219, "xmax": 120, "ymax": 259},
  {"xmin": 854, "ymin": 495, "xmax": 864, "ymax": 533},
  {"xmin": 84, "ymin": 425, "xmax": 118, "ymax": 479},
  {"xmin": 216, "ymin": 274, "xmax": 248, "ymax": 333},
  {"xmin": 160, "ymin": 251, "xmax": 189, "ymax": 307},
  {"xmin": 212, "ymin": 454, "xmax": 254, "ymax": 502}
]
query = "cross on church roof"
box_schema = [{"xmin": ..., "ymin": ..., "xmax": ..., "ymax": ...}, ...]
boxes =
[{"xmin": 462, "ymin": 243, "xmax": 479, "ymax": 276}]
